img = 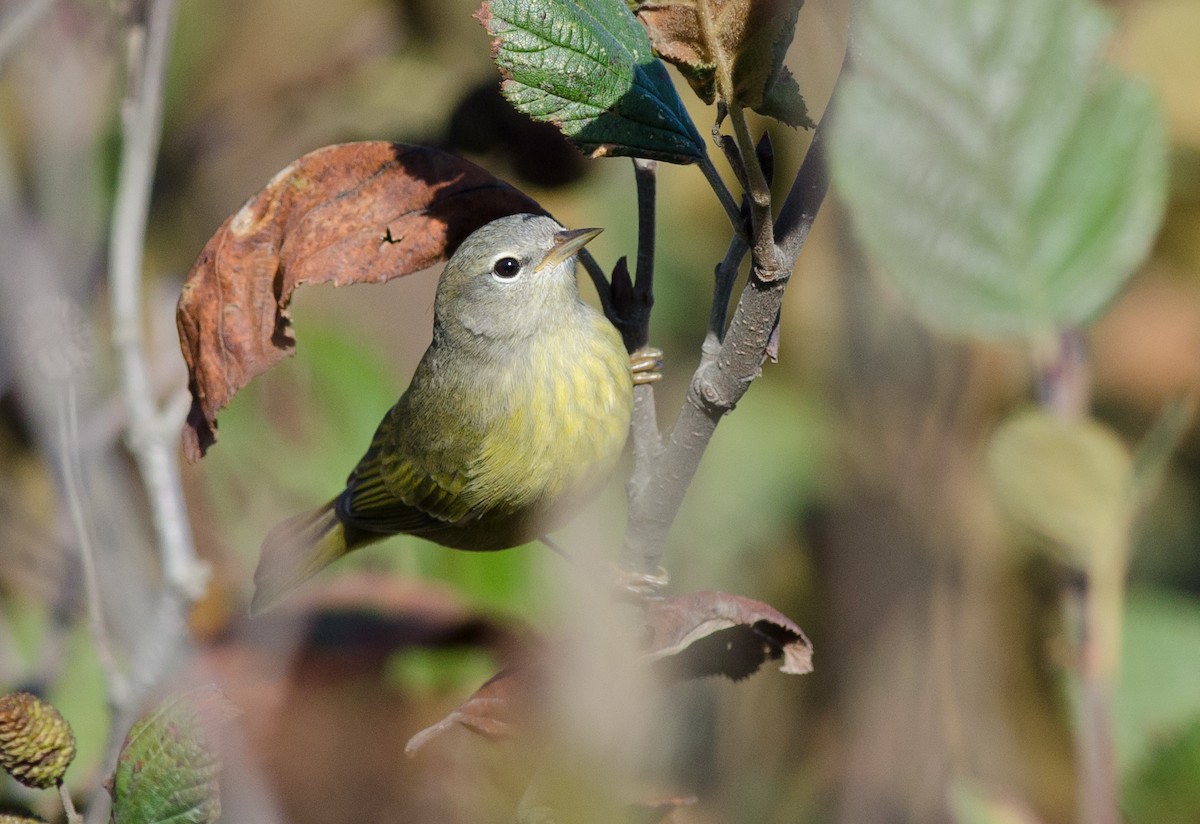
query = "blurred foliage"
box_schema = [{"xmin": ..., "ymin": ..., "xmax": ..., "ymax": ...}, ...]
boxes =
[{"xmin": 1, "ymin": 0, "xmax": 1200, "ymax": 822}]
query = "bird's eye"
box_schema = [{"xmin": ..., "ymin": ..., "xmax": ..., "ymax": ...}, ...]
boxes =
[{"xmin": 492, "ymin": 256, "xmax": 521, "ymax": 281}]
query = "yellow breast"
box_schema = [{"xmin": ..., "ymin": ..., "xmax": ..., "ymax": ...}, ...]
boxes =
[{"xmin": 468, "ymin": 313, "xmax": 632, "ymax": 515}]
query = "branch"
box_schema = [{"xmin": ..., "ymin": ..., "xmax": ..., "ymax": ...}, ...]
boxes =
[
  {"xmin": 0, "ymin": 0, "xmax": 56, "ymax": 72},
  {"xmin": 621, "ymin": 88, "xmax": 837, "ymax": 576},
  {"xmin": 620, "ymin": 159, "xmax": 664, "ymax": 573},
  {"xmin": 108, "ymin": 0, "xmax": 205, "ymax": 605},
  {"xmin": 91, "ymin": 1, "xmax": 204, "ymax": 817}
]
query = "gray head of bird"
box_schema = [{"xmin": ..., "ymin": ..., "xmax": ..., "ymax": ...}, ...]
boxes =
[{"xmin": 434, "ymin": 213, "xmax": 602, "ymax": 344}]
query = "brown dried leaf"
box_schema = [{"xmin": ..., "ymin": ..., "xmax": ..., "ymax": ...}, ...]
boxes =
[
  {"xmin": 407, "ymin": 591, "xmax": 811, "ymax": 753},
  {"xmin": 632, "ymin": 0, "xmax": 812, "ymax": 126},
  {"xmin": 643, "ymin": 590, "xmax": 813, "ymax": 681},
  {"xmin": 177, "ymin": 141, "xmax": 544, "ymax": 460},
  {"xmin": 405, "ymin": 665, "xmax": 533, "ymax": 755}
]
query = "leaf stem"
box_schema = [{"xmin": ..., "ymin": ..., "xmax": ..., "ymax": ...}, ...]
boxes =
[
  {"xmin": 726, "ymin": 104, "xmax": 777, "ymax": 266},
  {"xmin": 698, "ymin": 152, "xmax": 744, "ymax": 232}
]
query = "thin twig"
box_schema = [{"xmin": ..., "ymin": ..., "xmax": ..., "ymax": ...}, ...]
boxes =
[
  {"xmin": 56, "ymin": 382, "xmax": 130, "ymax": 705},
  {"xmin": 90, "ymin": 2, "xmax": 202, "ymax": 818},
  {"xmin": 59, "ymin": 781, "xmax": 82, "ymax": 824},
  {"xmin": 578, "ymin": 248, "xmax": 616, "ymax": 320},
  {"xmin": 725, "ymin": 104, "xmax": 777, "ymax": 267},
  {"xmin": 698, "ymin": 153, "xmax": 744, "ymax": 232},
  {"xmin": 108, "ymin": 0, "xmax": 206, "ymax": 603},
  {"xmin": 622, "ymin": 159, "xmax": 664, "ymax": 566},
  {"xmin": 0, "ymin": 0, "xmax": 57, "ymax": 72},
  {"xmin": 704, "ymin": 235, "xmax": 749, "ymax": 360}
]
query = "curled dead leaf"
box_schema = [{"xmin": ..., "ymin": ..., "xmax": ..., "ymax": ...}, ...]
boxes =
[
  {"xmin": 643, "ymin": 590, "xmax": 813, "ymax": 681},
  {"xmin": 176, "ymin": 141, "xmax": 543, "ymax": 460},
  {"xmin": 406, "ymin": 590, "xmax": 812, "ymax": 755},
  {"xmin": 405, "ymin": 664, "xmax": 534, "ymax": 755}
]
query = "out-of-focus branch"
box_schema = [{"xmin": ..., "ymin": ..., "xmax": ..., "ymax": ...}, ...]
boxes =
[
  {"xmin": 108, "ymin": 0, "xmax": 205, "ymax": 605},
  {"xmin": 55, "ymin": 381, "xmax": 129, "ymax": 705},
  {"xmin": 90, "ymin": 1, "xmax": 204, "ymax": 818},
  {"xmin": 0, "ymin": 0, "xmax": 57, "ymax": 72}
]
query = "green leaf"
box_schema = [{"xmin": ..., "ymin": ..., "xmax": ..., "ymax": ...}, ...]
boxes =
[
  {"xmin": 829, "ymin": 0, "xmax": 1168, "ymax": 338},
  {"xmin": 1122, "ymin": 715, "xmax": 1200, "ymax": 824},
  {"xmin": 479, "ymin": 0, "xmax": 706, "ymax": 163},
  {"xmin": 948, "ymin": 780, "xmax": 1045, "ymax": 824},
  {"xmin": 1115, "ymin": 589, "xmax": 1200, "ymax": 776},
  {"xmin": 110, "ymin": 687, "xmax": 239, "ymax": 824},
  {"xmin": 985, "ymin": 409, "xmax": 1133, "ymax": 570}
]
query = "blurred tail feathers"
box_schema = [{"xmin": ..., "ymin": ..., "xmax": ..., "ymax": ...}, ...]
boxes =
[{"xmin": 251, "ymin": 502, "xmax": 349, "ymax": 615}]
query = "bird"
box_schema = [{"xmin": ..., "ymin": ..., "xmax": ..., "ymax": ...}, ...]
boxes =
[{"xmin": 251, "ymin": 213, "xmax": 639, "ymax": 614}]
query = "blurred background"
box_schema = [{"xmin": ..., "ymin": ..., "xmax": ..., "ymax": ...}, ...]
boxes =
[{"xmin": 1, "ymin": 0, "xmax": 1199, "ymax": 822}]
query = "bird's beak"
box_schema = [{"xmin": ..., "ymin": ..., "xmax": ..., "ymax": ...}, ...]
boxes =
[{"xmin": 536, "ymin": 226, "xmax": 603, "ymax": 272}]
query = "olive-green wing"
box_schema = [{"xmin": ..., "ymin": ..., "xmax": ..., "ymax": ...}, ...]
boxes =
[{"xmin": 335, "ymin": 444, "xmax": 477, "ymax": 535}]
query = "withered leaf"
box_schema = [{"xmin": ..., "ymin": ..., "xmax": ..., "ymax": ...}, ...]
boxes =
[
  {"xmin": 405, "ymin": 665, "xmax": 534, "ymax": 755},
  {"xmin": 632, "ymin": 0, "xmax": 813, "ymax": 127},
  {"xmin": 643, "ymin": 590, "xmax": 813, "ymax": 681},
  {"xmin": 407, "ymin": 590, "xmax": 812, "ymax": 754},
  {"xmin": 176, "ymin": 142, "xmax": 544, "ymax": 460}
]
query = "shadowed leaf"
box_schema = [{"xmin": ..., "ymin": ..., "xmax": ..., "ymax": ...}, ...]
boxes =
[
  {"xmin": 632, "ymin": 0, "xmax": 813, "ymax": 127},
  {"xmin": 643, "ymin": 590, "xmax": 813, "ymax": 680},
  {"xmin": 478, "ymin": 0, "xmax": 705, "ymax": 163},
  {"xmin": 176, "ymin": 141, "xmax": 543, "ymax": 460}
]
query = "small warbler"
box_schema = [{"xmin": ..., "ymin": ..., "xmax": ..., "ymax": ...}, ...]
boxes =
[{"xmin": 252, "ymin": 214, "xmax": 634, "ymax": 613}]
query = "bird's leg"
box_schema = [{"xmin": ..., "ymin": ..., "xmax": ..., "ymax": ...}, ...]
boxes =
[
  {"xmin": 540, "ymin": 536, "xmax": 669, "ymax": 600},
  {"xmin": 630, "ymin": 346, "xmax": 664, "ymax": 385}
]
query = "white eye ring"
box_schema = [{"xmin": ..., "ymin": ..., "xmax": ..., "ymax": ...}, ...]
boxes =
[{"xmin": 491, "ymin": 256, "xmax": 522, "ymax": 282}]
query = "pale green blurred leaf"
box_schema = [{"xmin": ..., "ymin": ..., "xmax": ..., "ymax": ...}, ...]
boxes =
[
  {"xmin": 1116, "ymin": 589, "xmax": 1200, "ymax": 775},
  {"xmin": 986, "ymin": 409, "xmax": 1132, "ymax": 570},
  {"xmin": 830, "ymin": 0, "xmax": 1168, "ymax": 338},
  {"xmin": 1122, "ymin": 715, "xmax": 1200, "ymax": 824},
  {"xmin": 948, "ymin": 780, "xmax": 1044, "ymax": 824}
]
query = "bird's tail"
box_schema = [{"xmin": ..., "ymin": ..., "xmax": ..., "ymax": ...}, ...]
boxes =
[{"xmin": 251, "ymin": 501, "xmax": 350, "ymax": 615}]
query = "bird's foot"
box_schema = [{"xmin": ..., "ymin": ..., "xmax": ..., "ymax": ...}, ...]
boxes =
[{"xmin": 631, "ymin": 346, "xmax": 664, "ymax": 386}]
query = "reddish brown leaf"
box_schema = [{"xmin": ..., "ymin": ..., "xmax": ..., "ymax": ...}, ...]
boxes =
[
  {"xmin": 643, "ymin": 590, "xmax": 813, "ymax": 681},
  {"xmin": 176, "ymin": 141, "xmax": 544, "ymax": 460},
  {"xmin": 632, "ymin": 0, "xmax": 812, "ymax": 126},
  {"xmin": 405, "ymin": 664, "xmax": 535, "ymax": 755}
]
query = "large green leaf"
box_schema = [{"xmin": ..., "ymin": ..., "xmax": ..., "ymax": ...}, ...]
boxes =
[
  {"xmin": 479, "ymin": 0, "xmax": 706, "ymax": 163},
  {"xmin": 830, "ymin": 0, "xmax": 1167, "ymax": 338},
  {"xmin": 110, "ymin": 687, "xmax": 238, "ymax": 824}
]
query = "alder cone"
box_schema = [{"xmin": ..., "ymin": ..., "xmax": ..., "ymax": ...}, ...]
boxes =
[{"xmin": 0, "ymin": 692, "xmax": 76, "ymax": 789}]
